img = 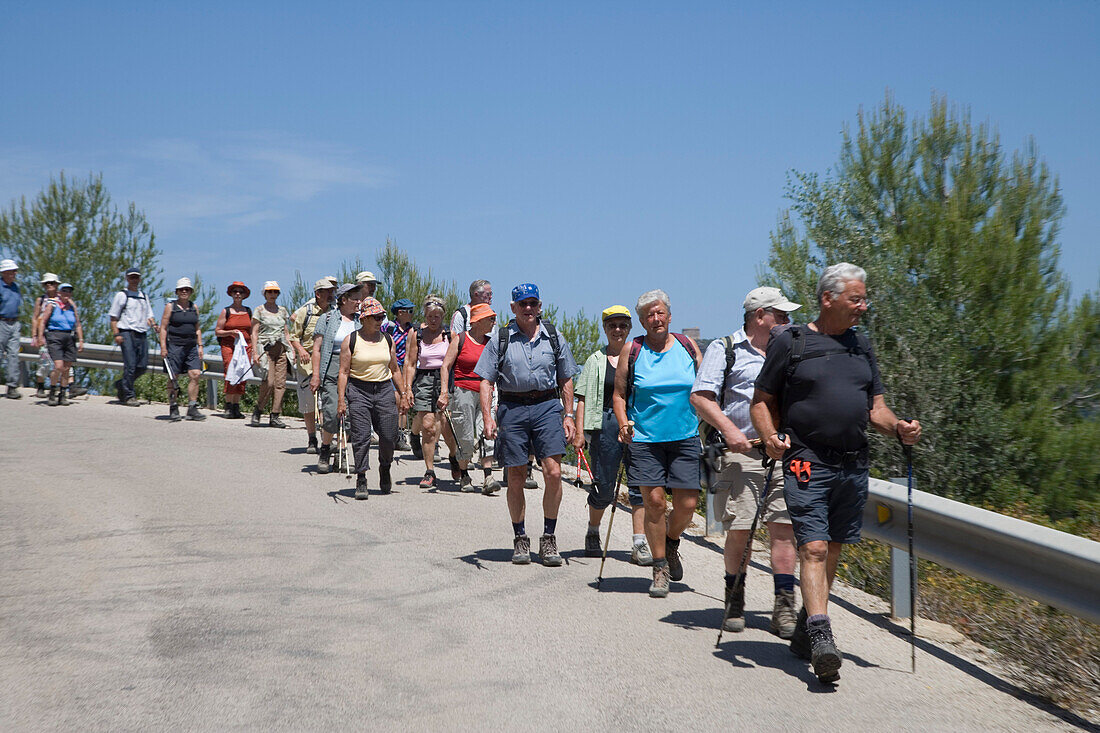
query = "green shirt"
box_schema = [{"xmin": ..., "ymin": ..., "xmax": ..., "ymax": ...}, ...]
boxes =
[{"xmin": 575, "ymin": 345, "xmax": 611, "ymax": 432}]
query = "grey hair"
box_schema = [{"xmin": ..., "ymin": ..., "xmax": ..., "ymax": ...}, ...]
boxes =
[
  {"xmin": 635, "ymin": 289, "xmax": 671, "ymax": 319},
  {"xmin": 816, "ymin": 263, "xmax": 866, "ymax": 304},
  {"xmin": 469, "ymin": 279, "xmax": 491, "ymax": 299},
  {"xmin": 423, "ymin": 294, "xmax": 446, "ymax": 313}
]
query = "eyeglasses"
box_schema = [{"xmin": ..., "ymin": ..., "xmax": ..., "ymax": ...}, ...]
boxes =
[
  {"xmin": 767, "ymin": 308, "xmax": 791, "ymax": 322},
  {"xmin": 230, "ymin": 290, "xmax": 246, "ymax": 296},
  {"xmin": 177, "ymin": 288, "xmax": 193, "ymax": 293},
  {"xmin": 366, "ymin": 314, "xmax": 385, "ymax": 321},
  {"xmin": 605, "ymin": 321, "xmax": 631, "ymax": 330}
]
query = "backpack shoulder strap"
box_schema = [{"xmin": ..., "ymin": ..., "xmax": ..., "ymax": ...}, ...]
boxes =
[
  {"xmin": 671, "ymin": 332, "xmax": 699, "ymax": 370},
  {"xmin": 496, "ymin": 324, "xmax": 510, "ymax": 375},
  {"xmin": 624, "ymin": 336, "xmax": 645, "ymax": 404},
  {"xmin": 458, "ymin": 332, "xmax": 467, "ymax": 354},
  {"xmin": 541, "ymin": 319, "xmax": 562, "ymax": 363},
  {"xmin": 384, "ymin": 331, "xmax": 394, "ymax": 348},
  {"xmin": 348, "ymin": 330, "xmax": 357, "ymax": 354},
  {"xmin": 786, "ymin": 324, "xmax": 807, "ymax": 379},
  {"xmin": 716, "ymin": 334, "xmax": 738, "ymax": 408}
]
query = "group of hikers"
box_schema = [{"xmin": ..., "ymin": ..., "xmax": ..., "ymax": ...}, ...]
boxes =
[{"xmin": 0, "ymin": 257, "xmax": 922, "ymax": 683}]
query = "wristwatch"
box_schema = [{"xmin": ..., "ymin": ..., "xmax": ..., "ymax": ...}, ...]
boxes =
[{"xmin": 564, "ymin": 413, "xmax": 575, "ymax": 419}]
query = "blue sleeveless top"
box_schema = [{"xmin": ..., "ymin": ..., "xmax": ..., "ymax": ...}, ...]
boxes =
[
  {"xmin": 48, "ymin": 303, "xmax": 77, "ymax": 331},
  {"xmin": 628, "ymin": 338, "xmax": 698, "ymax": 443}
]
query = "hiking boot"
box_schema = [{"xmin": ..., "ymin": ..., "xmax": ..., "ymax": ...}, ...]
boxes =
[
  {"xmin": 58, "ymin": 388, "xmax": 71, "ymax": 406},
  {"xmin": 123, "ymin": 397, "xmax": 142, "ymax": 407},
  {"xmin": 459, "ymin": 471, "xmax": 477, "ymax": 492},
  {"xmin": 317, "ymin": 444, "xmax": 332, "ymax": 474},
  {"xmin": 808, "ymin": 617, "xmax": 842, "ymax": 682},
  {"xmin": 722, "ymin": 581, "xmax": 746, "ymax": 632},
  {"xmin": 410, "ymin": 433, "xmax": 423, "ymax": 459},
  {"xmin": 419, "ymin": 470, "xmax": 436, "ymax": 489},
  {"xmin": 354, "ymin": 473, "xmax": 369, "ymax": 500},
  {"xmin": 231, "ymin": 403, "xmax": 245, "ymax": 419},
  {"xmin": 306, "ymin": 435, "xmax": 319, "ymax": 454},
  {"xmin": 771, "ymin": 589, "xmax": 798, "ymax": 639},
  {"xmin": 269, "ymin": 414, "xmax": 287, "ymax": 429},
  {"xmin": 666, "ymin": 536, "xmax": 683, "ymax": 582},
  {"xmin": 6, "ymin": 386, "xmax": 21, "ymax": 399},
  {"xmin": 251, "ymin": 410, "xmax": 263, "ymax": 427},
  {"xmin": 649, "ymin": 561, "xmax": 671, "ymax": 598},
  {"xmin": 379, "ymin": 465, "xmax": 392, "ymax": 494},
  {"xmin": 169, "ymin": 403, "xmax": 182, "ymax": 422},
  {"xmin": 482, "ymin": 475, "xmax": 501, "ymax": 495},
  {"xmin": 448, "ymin": 455, "xmax": 461, "ymax": 481},
  {"xmin": 395, "ymin": 429, "xmax": 410, "ymax": 451},
  {"xmin": 539, "ymin": 534, "xmax": 562, "ymax": 566},
  {"xmin": 186, "ymin": 404, "xmax": 206, "ymax": 421},
  {"xmin": 524, "ymin": 467, "xmax": 538, "ymax": 490},
  {"xmin": 584, "ymin": 530, "xmax": 602, "ymax": 557},
  {"xmin": 35, "ymin": 384, "xmax": 46, "ymax": 399},
  {"xmin": 46, "ymin": 387, "xmax": 59, "ymax": 406},
  {"xmin": 512, "ymin": 534, "xmax": 531, "ymax": 564},
  {"xmin": 631, "ymin": 541, "xmax": 654, "ymax": 566},
  {"xmin": 789, "ymin": 606, "xmax": 811, "ymax": 659},
  {"xmin": 68, "ymin": 385, "xmax": 87, "ymax": 397}
]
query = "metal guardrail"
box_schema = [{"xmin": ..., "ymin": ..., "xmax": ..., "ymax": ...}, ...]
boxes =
[
  {"xmin": 17, "ymin": 336, "xmax": 299, "ymax": 407},
  {"xmin": 702, "ymin": 456, "xmax": 1100, "ymax": 625}
]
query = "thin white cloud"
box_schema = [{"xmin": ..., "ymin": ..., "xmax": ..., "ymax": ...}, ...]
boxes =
[{"xmin": 0, "ymin": 133, "xmax": 387, "ymax": 234}]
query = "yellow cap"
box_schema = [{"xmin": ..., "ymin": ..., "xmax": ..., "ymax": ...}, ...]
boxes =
[{"xmin": 602, "ymin": 305, "xmax": 631, "ymax": 321}]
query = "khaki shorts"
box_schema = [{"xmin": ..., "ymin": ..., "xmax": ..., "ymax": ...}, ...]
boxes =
[
  {"xmin": 713, "ymin": 451, "xmax": 790, "ymax": 531},
  {"xmin": 295, "ymin": 365, "xmax": 315, "ymax": 412}
]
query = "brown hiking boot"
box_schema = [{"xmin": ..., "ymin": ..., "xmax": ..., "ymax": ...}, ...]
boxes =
[
  {"xmin": 649, "ymin": 561, "xmax": 671, "ymax": 598},
  {"xmin": 771, "ymin": 589, "xmax": 798, "ymax": 639},
  {"xmin": 722, "ymin": 581, "xmax": 746, "ymax": 632}
]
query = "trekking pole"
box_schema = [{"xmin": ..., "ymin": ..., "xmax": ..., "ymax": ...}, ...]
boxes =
[
  {"xmin": 716, "ymin": 433, "xmax": 784, "ymax": 648},
  {"xmin": 577, "ymin": 446, "xmax": 596, "ymax": 486},
  {"xmin": 595, "ymin": 453, "xmax": 627, "ymax": 589},
  {"xmin": 899, "ymin": 419, "xmax": 916, "ymax": 673}
]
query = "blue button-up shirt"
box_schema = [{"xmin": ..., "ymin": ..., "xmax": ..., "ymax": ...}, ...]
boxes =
[
  {"xmin": 0, "ymin": 280, "xmax": 21, "ymax": 319},
  {"xmin": 474, "ymin": 320, "xmax": 579, "ymax": 392}
]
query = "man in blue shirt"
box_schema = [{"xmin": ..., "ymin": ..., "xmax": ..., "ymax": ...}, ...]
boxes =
[
  {"xmin": 475, "ymin": 283, "xmax": 579, "ymax": 567},
  {"xmin": 0, "ymin": 259, "xmax": 23, "ymax": 398}
]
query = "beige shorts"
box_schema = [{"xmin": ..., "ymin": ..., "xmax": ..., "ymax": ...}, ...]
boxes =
[
  {"xmin": 713, "ymin": 451, "xmax": 790, "ymax": 531},
  {"xmin": 295, "ymin": 366, "xmax": 316, "ymax": 413}
]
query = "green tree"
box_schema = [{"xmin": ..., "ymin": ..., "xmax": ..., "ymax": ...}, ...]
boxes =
[
  {"xmin": 764, "ymin": 93, "xmax": 1098, "ymax": 522},
  {"xmin": 0, "ymin": 172, "xmax": 162, "ymax": 345}
]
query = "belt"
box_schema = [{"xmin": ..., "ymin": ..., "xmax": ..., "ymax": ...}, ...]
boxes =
[
  {"xmin": 415, "ymin": 367, "xmax": 441, "ymax": 375},
  {"xmin": 815, "ymin": 445, "xmax": 869, "ymax": 466},
  {"xmin": 500, "ymin": 389, "xmax": 558, "ymax": 405},
  {"xmin": 1, "ymin": 317, "xmax": 17, "ymax": 323}
]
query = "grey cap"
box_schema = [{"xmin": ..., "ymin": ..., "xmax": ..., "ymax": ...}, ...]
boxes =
[
  {"xmin": 335, "ymin": 283, "xmax": 362, "ymax": 299},
  {"xmin": 743, "ymin": 286, "xmax": 800, "ymax": 312}
]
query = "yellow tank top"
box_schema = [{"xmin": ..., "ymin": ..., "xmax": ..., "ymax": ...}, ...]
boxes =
[{"xmin": 350, "ymin": 332, "xmax": 392, "ymax": 382}]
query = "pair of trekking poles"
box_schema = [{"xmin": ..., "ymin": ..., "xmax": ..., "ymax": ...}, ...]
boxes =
[{"xmin": 315, "ymin": 391, "xmax": 351, "ymax": 477}]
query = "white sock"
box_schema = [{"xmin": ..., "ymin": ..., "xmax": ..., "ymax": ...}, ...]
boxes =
[{"xmin": 633, "ymin": 534, "xmax": 646, "ymax": 547}]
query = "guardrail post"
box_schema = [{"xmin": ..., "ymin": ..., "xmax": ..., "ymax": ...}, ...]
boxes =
[
  {"xmin": 705, "ymin": 489, "xmax": 722, "ymax": 536},
  {"xmin": 889, "ymin": 476, "xmax": 913, "ymax": 620},
  {"xmin": 206, "ymin": 378, "xmax": 217, "ymax": 409}
]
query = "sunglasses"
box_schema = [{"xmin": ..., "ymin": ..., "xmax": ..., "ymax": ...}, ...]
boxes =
[
  {"xmin": 176, "ymin": 288, "xmax": 194, "ymax": 293},
  {"xmin": 365, "ymin": 314, "xmax": 385, "ymax": 321}
]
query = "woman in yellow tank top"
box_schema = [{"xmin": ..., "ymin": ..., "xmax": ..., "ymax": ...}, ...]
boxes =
[{"xmin": 338, "ymin": 297, "xmax": 409, "ymax": 498}]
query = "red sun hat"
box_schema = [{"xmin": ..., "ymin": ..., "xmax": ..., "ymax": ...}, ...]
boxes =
[{"xmin": 226, "ymin": 281, "xmax": 251, "ymax": 298}]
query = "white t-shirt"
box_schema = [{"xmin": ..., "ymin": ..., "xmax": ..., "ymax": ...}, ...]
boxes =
[{"xmin": 331, "ymin": 318, "xmax": 357, "ymax": 353}]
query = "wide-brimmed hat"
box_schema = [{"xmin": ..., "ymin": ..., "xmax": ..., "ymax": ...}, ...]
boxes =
[
  {"xmin": 227, "ymin": 281, "xmax": 251, "ymax": 297},
  {"xmin": 0, "ymin": 259, "xmax": 17, "ymax": 272},
  {"xmin": 743, "ymin": 286, "xmax": 800, "ymax": 313},
  {"xmin": 602, "ymin": 305, "xmax": 631, "ymax": 322},
  {"xmin": 359, "ymin": 297, "xmax": 385, "ymax": 317},
  {"xmin": 314, "ymin": 278, "xmax": 335, "ymax": 291},
  {"xmin": 175, "ymin": 277, "xmax": 193, "ymax": 291},
  {"xmin": 263, "ymin": 280, "xmax": 280, "ymax": 292},
  {"xmin": 470, "ymin": 303, "xmax": 496, "ymax": 322},
  {"xmin": 40, "ymin": 272, "xmax": 60, "ymax": 284}
]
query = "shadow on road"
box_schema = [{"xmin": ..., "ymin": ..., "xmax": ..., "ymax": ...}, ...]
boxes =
[{"xmin": 456, "ymin": 548, "xmax": 525, "ymax": 570}]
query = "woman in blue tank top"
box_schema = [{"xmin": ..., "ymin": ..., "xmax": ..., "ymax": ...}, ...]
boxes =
[
  {"xmin": 613, "ymin": 289, "xmax": 701, "ymax": 598},
  {"xmin": 40, "ymin": 283, "xmax": 84, "ymax": 406}
]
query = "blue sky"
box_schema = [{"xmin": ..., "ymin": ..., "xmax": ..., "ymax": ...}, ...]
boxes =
[{"xmin": 2, "ymin": 1, "xmax": 1097, "ymax": 337}]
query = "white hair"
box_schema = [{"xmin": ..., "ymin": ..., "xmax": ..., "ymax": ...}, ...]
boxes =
[
  {"xmin": 817, "ymin": 263, "xmax": 866, "ymax": 304},
  {"xmin": 636, "ymin": 289, "xmax": 671, "ymax": 319}
]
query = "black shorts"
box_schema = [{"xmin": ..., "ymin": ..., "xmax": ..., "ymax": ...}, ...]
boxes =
[
  {"xmin": 166, "ymin": 341, "xmax": 202, "ymax": 375},
  {"xmin": 45, "ymin": 330, "xmax": 77, "ymax": 362},
  {"xmin": 626, "ymin": 436, "xmax": 701, "ymax": 491},
  {"xmin": 782, "ymin": 460, "xmax": 869, "ymax": 546}
]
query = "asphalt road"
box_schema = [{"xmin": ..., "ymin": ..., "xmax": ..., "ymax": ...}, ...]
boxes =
[{"xmin": 0, "ymin": 396, "xmax": 1087, "ymax": 731}]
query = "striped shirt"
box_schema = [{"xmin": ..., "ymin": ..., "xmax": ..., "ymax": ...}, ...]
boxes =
[{"xmin": 691, "ymin": 328, "xmax": 763, "ymax": 440}]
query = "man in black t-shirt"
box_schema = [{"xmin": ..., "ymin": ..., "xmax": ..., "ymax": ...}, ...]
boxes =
[{"xmin": 751, "ymin": 262, "xmax": 921, "ymax": 683}]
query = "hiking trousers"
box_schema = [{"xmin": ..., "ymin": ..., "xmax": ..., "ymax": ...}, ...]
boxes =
[{"xmin": 346, "ymin": 377, "xmax": 398, "ymax": 473}]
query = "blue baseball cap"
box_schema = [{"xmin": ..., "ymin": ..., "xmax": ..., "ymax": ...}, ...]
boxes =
[
  {"xmin": 390, "ymin": 297, "xmax": 415, "ymax": 313},
  {"xmin": 125, "ymin": 266, "xmax": 141, "ymax": 276},
  {"xmin": 511, "ymin": 283, "xmax": 539, "ymax": 302}
]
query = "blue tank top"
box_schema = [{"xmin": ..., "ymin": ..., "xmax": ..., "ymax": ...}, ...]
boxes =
[
  {"xmin": 48, "ymin": 303, "xmax": 76, "ymax": 331},
  {"xmin": 628, "ymin": 338, "xmax": 698, "ymax": 443}
]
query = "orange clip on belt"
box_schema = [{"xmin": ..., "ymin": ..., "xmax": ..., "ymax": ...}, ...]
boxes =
[{"xmin": 789, "ymin": 459, "xmax": 812, "ymax": 482}]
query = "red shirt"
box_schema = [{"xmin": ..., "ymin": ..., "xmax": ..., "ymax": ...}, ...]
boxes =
[{"xmin": 454, "ymin": 334, "xmax": 488, "ymax": 391}]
